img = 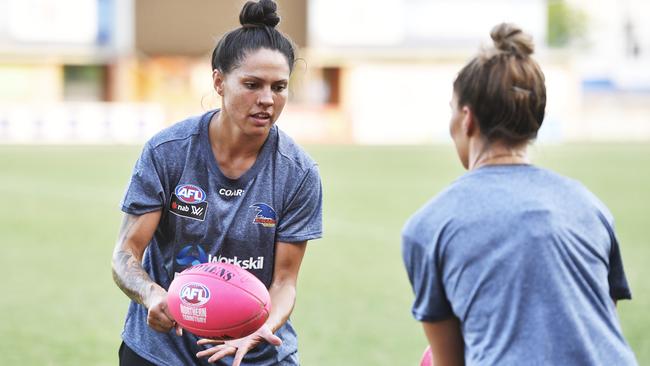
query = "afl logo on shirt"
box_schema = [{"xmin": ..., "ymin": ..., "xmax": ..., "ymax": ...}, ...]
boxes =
[
  {"xmin": 175, "ymin": 184, "xmax": 206, "ymax": 204},
  {"xmin": 171, "ymin": 184, "xmax": 208, "ymax": 221}
]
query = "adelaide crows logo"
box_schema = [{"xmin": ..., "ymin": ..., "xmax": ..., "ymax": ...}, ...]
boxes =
[{"xmin": 250, "ymin": 203, "xmax": 277, "ymax": 228}]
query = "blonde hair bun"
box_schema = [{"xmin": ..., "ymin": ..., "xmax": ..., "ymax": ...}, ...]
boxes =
[{"xmin": 490, "ymin": 23, "xmax": 534, "ymax": 57}]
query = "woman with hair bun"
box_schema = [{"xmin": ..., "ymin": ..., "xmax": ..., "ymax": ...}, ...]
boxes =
[
  {"xmin": 112, "ymin": 1, "xmax": 322, "ymax": 365},
  {"xmin": 402, "ymin": 23, "xmax": 637, "ymax": 365}
]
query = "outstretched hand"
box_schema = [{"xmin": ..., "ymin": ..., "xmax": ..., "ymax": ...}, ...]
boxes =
[{"xmin": 196, "ymin": 324, "xmax": 282, "ymax": 365}]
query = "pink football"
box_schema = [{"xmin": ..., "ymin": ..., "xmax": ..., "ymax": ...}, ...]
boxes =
[
  {"xmin": 420, "ymin": 345, "xmax": 432, "ymax": 366},
  {"xmin": 167, "ymin": 262, "xmax": 270, "ymax": 340}
]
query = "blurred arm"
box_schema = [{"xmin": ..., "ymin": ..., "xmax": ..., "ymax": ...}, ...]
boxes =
[
  {"xmin": 422, "ymin": 318, "xmax": 465, "ymax": 366},
  {"xmin": 266, "ymin": 241, "xmax": 307, "ymax": 332}
]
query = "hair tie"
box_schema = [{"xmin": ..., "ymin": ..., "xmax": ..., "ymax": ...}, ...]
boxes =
[
  {"xmin": 512, "ymin": 86, "xmax": 532, "ymax": 95},
  {"xmin": 242, "ymin": 23, "xmax": 264, "ymax": 29}
]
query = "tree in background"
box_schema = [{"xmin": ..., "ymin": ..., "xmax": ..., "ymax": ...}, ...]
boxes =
[{"xmin": 547, "ymin": 0, "xmax": 588, "ymax": 47}]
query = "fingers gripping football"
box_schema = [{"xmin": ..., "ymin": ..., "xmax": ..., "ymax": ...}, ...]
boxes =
[{"xmin": 145, "ymin": 288, "xmax": 177, "ymax": 333}]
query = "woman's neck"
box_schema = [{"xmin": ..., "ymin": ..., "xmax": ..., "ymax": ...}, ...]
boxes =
[
  {"xmin": 468, "ymin": 141, "xmax": 529, "ymax": 170},
  {"xmin": 210, "ymin": 111, "xmax": 267, "ymax": 159},
  {"xmin": 208, "ymin": 111, "xmax": 269, "ymax": 179}
]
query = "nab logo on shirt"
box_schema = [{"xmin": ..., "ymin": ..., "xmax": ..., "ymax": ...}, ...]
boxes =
[{"xmin": 171, "ymin": 184, "xmax": 208, "ymax": 221}]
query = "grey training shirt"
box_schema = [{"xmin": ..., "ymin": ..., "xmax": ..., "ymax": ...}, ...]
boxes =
[
  {"xmin": 120, "ymin": 110, "xmax": 323, "ymax": 365},
  {"xmin": 402, "ymin": 165, "xmax": 636, "ymax": 365}
]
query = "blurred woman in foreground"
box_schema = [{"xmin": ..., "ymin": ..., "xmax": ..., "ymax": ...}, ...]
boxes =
[{"xmin": 402, "ymin": 23, "xmax": 637, "ymax": 365}]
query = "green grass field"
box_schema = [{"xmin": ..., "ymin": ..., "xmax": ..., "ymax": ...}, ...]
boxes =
[{"xmin": 1, "ymin": 143, "xmax": 648, "ymax": 365}]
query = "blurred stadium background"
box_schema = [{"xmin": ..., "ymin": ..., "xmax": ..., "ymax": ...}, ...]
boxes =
[{"xmin": 0, "ymin": 0, "xmax": 648, "ymax": 365}]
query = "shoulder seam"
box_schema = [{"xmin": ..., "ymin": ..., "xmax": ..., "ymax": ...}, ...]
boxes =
[
  {"xmin": 275, "ymin": 127, "xmax": 317, "ymax": 173},
  {"xmin": 276, "ymin": 147, "xmax": 317, "ymax": 174},
  {"xmin": 150, "ymin": 130, "xmax": 200, "ymax": 150}
]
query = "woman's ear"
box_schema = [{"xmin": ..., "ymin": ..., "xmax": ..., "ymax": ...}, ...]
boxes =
[
  {"xmin": 213, "ymin": 69, "xmax": 224, "ymax": 96},
  {"xmin": 461, "ymin": 106, "xmax": 478, "ymax": 137}
]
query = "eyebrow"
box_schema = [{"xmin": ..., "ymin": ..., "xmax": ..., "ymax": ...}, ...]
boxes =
[{"xmin": 242, "ymin": 75, "xmax": 288, "ymax": 83}]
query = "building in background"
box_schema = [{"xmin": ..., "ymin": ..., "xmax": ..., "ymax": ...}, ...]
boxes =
[
  {"xmin": 0, "ymin": 0, "xmax": 648, "ymax": 144},
  {"xmin": 301, "ymin": 0, "xmax": 650, "ymax": 144},
  {"xmin": 0, "ymin": 0, "xmax": 307, "ymax": 143},
  {"xmin": 303, "ymin": 0, "xmax": 549, "ymax": 144},
  {"xmin": 0, "ymin": 0, "xmax": 162, "ymax": 143},
  {"xmin": 567, "ymin": 0, "xmax": 650, "ymax": 141}
]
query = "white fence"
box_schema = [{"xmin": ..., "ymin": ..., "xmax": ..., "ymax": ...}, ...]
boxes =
[
  {"xmin": 0, "ymin": 95, "xmax": 648, "ymax": 145},
  {"xmin": 0, "ymin": 103, "xmax": 164, "ymax": 144}
]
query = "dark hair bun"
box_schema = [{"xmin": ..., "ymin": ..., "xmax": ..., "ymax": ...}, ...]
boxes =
[
  {"xmin": 239, "ymin": 0, "xmax": 280, "ymax": 28},
  {"xmin": 491, "ymin": 23, "xmax": 534, "ymax": 56}
]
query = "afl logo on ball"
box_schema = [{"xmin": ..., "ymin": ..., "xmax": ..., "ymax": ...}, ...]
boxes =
[
  {"xmin": 175, "ymin": 184, "xmax": 206, "ymax": 204},
  {"xmin": 179, "ymin": 283, "xmax": 211, "ymax": 307}
]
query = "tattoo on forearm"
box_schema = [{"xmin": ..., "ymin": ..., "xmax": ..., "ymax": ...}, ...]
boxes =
[{"xmin": 112, "ymin": 214, "xmax": 154, "ymax": 306}]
